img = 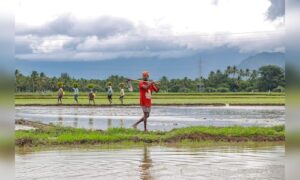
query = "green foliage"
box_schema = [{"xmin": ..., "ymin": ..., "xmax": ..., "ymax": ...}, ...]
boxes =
[
  {"xmin": 73, "ymin": 82, "xmax": 78, "ymax": 88},
  {"xmin": 257, "ymin": 65, "xmax": 285, "ymax": 92},
  {"xmin": 204, "ymin": 87, "xmax": 217, "ymax": 92},
  {"xmin": 272, "ymin": 86, "xmax": 285, "ymax": 92},
  {"xmin": 15, "ymin": 125, "xmax": 285, "ymax": 146},
  {"xmin": 87, "ymin": 83, "xmax": 94, "ymax": 89},
  {"xmin": 57, "ymin": 81, "xmax": 63, "ymax": 88},
  {"xmin": 15, "ymin": 65, "xmax": 285, "ymax": 93},
  {"xmin": 216, "ymin": 87, "xmax": 230, "ymax": 92}
]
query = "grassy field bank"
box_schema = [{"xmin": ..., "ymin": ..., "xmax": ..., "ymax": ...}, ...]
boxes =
[
  {"xmin": 16, "ymin": 123, "xmax": 285, "ymax": 147},
  {"xmin": 15, "ymin": 92, "xmax": 285, "ymax": 106}
]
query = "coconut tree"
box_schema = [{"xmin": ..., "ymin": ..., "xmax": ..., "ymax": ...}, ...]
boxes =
[
  {"xmin": 239, "ymin": 69, "xmax": 245, "ymax": 79},
  {"xmin": 160, "ymin": 76, "xmax": 169, "ymax": 92},
  {"xmin": 245, "ymin": 68, "xmax": 251, "ymax": 79},
  {"xmin": 225, "ymin": 66, "xmax": 232, "ymax": 76},
  {"xmin": 15, "ymin": 69, "xmax": 22, "ymax": 92},
  {"xmin": 250, "ymin": 70, "xmax": 258, "ymax": 81},
  {"xmin": 30, "ymin": 71, "xmax": 39, "ymax": 92},
  {"xmin": 232, "ymin": 66, "xmax": 238, "ymax": 78}
]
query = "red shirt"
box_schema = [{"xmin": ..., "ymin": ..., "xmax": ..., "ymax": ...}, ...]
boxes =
[{"xmin": 139, "ymin": 80, "xmax": 159, "ymax": 107}]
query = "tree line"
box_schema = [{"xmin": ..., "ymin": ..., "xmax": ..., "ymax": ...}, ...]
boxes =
[{"xmin": 15, "ymin": 65, "xmax": 285, "ymax": 93}]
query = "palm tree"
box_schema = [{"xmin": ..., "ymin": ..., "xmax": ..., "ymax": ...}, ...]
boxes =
[
  {"xmin": 239, "ymin": 69, "xmax": 245, "ymax": 79},
  {"xmin": 39, "ymin": 72, "xmax": 46, "ymax": 92},
  {"xmin": 232, "ymin": 66, "xmax": 238, "ymax": 78},
  {"xmin": 160, "ymin": 76, "xmax": 169, "ymax": 92},
  {"xmin": 15, "ymin": 69, "xmax": 21, "ymax": 92},
  {"xmin": 245, "ymin": 69, "xmax": 250, "ymax": 79},
  {"xmin": 15, "ymin": 69, "xmax": 20, "ymax": 77},
  {"xmin": 225, "ymin": 66, "xmax": 231, "ymax": 76},
  {"xmin": 31, "ymin": 71, "xmax": 39, "ymax": 92},
  {"xmin": 250, "ymin": 70, "xmax": 258, "ymax": 80}
]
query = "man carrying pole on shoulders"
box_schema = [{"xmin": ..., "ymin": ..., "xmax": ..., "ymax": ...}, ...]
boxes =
[{"xmin": 132, "ymin": 71, "xmax": 160, "ymax": 132}]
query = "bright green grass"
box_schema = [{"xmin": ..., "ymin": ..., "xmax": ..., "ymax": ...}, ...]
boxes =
[
  {"xmin": 15, "ymin": 92, "xmax": 285, "ymax": 105},
  {"xmin": 15, "ymin": 125, "xmax": 285, "ymax": 147}
]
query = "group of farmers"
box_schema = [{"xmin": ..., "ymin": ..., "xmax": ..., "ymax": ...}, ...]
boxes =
[
  {"xmin": 57, "ymin": 71, "xmax": 160, "ymax": 131},
  {"xmin": 57, "ymin": 81, "xmax": 121, "ymax": 105}
]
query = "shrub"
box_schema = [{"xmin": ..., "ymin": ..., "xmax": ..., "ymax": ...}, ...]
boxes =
[
  {"xmin": 245, "ymin": 86, "xmax": 255, "ymax": 92},
  {"xmin": 272, "ymin": 86, "xmax": 285, "ymax": 92},
  {"xmin": 87, "ymin": 84, "xmax": 94, "ymax": 89},
  {"xmin": 216, "ymin": 87, "xmax": 230, "ymax": 92},
  {"xmin": 73, "ymin": 82, "xmax": 78, "ymax": 88},
  {"xmin": 205, "ymin": 87, "xmax": 217, "ymax": 92},
  {"xmin": 178, "ymin": 87, "xmax": 191, "ymax": 92},
  {"xmin": 57, "ymin": 81, "xmax": 63, "ymax": 88}
]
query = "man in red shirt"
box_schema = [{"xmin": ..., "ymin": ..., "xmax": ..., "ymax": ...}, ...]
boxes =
[{"xmin": 133, "ymin": 71, "xmax": 160, "ymax": 132}]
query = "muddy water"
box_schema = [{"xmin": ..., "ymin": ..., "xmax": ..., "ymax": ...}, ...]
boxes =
[
  {"xmin": 15, "ymin": 144, "xmax": 284, "ymax": 180},
  {"xmin": 15, "ymin": 106, "xmax": 284, "ymax": 131}
]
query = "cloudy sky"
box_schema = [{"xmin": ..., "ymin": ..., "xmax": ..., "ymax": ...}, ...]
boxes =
[{"xmin": 15, "ymin": 0, "xmax": 285, "ymax": 78}]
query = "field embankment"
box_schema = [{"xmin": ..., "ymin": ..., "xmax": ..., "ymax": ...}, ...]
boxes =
[
  {"xmin": 15, "ymin": 92, "xmax": 285, "ymax": 106},
  {"xmin": 15, "ymin": 120, "xmax": 285, "ymax": 147}
]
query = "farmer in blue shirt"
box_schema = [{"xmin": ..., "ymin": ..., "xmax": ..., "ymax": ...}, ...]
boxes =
[
  {"xmin": 73, "ymin": 83, "xmax": 79, "ymax": 104},
  {"xmin": 107, "ymin": 82, "xmax": 113, "ymax": 105}
]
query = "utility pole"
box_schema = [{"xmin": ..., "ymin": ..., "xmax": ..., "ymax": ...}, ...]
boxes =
[{"xmin": 198, "ymin": 58, "xmax": 204, "ymax": 92}]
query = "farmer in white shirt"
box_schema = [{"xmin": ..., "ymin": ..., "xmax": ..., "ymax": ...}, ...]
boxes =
[{"xmin": 73, "ymin": 83, "xmax": 79, "ymax": 104}]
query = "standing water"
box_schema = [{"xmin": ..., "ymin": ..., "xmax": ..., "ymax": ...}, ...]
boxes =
[
  {"xmin": 16, "ymin": 105, "xmax": 284, "ymax": 131},
  {"xmin": 15, "ymin": 106, "xmax": 285, "ymax": 179},
  {"xmin": 16, "ymin": 144, "xmax": 284, "ymax": 180}
]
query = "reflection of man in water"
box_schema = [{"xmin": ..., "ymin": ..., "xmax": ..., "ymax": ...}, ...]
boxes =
[
  {"xmin": 58, "ymin": 116, "xmax": 63, "ymax": 126},
  {"xmin": 107, "ymin": 118, "xmax": 112, "ymax": 129},
  {"xmin": 88, "ymin": 118, "xmax": 93, "ymax": 129},
  {"xmin": 120, "ymin": 119, "xmax": 124, "ymax": 128},
  {"xmin": 139, "ymin": 146, "xmax": 153, "ymax": 180},
  {"xmin": 73, "ymin": 117, "xmax": 78, "ymax": 128}
]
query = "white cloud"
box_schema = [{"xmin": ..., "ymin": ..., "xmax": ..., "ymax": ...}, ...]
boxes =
[{"xmin": 15, "ymin": 0, "xmax": 285, "ymax": 61}]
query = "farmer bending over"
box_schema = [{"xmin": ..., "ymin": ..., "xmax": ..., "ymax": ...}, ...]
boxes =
[
  {"xmin": 88, "ymin": 89, "xmax": 95, "ymax": 105},
  {"xmin": 132, "ymin": 71, "xmax": 160, "ymax": 132}
]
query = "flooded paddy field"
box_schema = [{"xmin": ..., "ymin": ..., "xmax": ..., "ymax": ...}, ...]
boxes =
[
  {"xmin": 16, "ymin": 105, "xmax": 285, "ymax": 131},
  {"xmin": 15, "ymin": 105, "xmax": 285, "ymax": 179},
  {"xmin": 15, "ymin": 143, "xmax": 284, "ymax": 180}
]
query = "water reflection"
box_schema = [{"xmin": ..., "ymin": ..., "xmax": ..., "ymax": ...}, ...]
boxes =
[
  {"xmin": 88, "ymin": 118, "xmax": 93, "ymax": 130},
  {"xmin": 140, "ymin": 146, "xmax": 153, "ymax": 180},
  {"xmin": 73, "ymin": 116, "xmax": 78, "ymax": 128},
  {"xmin": 58, "ymin": 116, "xmax": 63, "ymax": 126},
  {"xmin": 15, "ymin": 144, "xmax": 284, "ymax": 180},
  {"xmin": 15, "ymin": 106, "xmax": 285, "ymax": 131},
  {"xmin": 88, "ymin": 112, "xmax": 95, "ymax": 129},
  {"xmin": 120, "ymin": 119, "xmax": 124, "ymax": 128},
  {"xmin": 107, "ymin": 118, "xmax": 112, "ymax": 129}
]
